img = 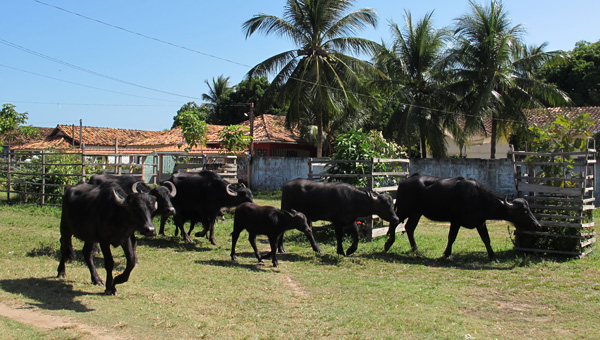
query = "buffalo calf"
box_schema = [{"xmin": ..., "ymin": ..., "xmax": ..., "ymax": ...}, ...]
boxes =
[{"xmin": 231, "ymin": 202, "xmax": 321, "ymax": 267}]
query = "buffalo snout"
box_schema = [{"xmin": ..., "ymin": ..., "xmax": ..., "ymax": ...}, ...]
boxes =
[{"xmin": 140, "ymin": 225, "xmax": 157, "ymax": 237}]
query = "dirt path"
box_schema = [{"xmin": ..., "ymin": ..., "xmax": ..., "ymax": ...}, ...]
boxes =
[{"xmin": 0, "ymin": 302, "xmax": 130, "ymax": 340}]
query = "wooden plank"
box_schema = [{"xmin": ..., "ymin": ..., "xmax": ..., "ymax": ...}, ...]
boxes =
[
  {"xmin": 373, "ymin": 186, "xmax": 398, "ymax": 193},
  {"xmin": 372, "ymin": 171, "xmax": 410, "ymax": 177},
  {"xmin": 517, "ymin": 182, "xmax": 582, "ymax": 196},
  {"xmin": 371, "ymin": 225, "xmax": 405, "ymax": 239},
  {"xmin": 581, "ymin": 237, "xmax": 596, "ymax": 248},
  {"xmin": 513, "ymin": 247, "xmax": 583, "ymax": 256}
]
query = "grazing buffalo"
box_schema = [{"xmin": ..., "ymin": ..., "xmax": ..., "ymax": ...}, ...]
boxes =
[
  {"xmin": 281, "ymin": 178, "xmax": 400, "ymax": 256},
  {"xmin": 231, "ymin": 202, "xmax": 322, "ymax": 267},
  {"xmin": 57, "ymin": 182, "xmax": 157, "ymax": 295},
  {"xmin": 384, "ymin": 174, "xmax": 541, "ymax": 260},
  {"xmin": 160, "ymin": 170, "xmax": 253, "ymax": 243}
]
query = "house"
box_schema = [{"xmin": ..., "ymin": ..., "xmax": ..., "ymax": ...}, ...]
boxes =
[{"xmin": 445, "ymin": 107, "xmax": 600, "ymax": 159}]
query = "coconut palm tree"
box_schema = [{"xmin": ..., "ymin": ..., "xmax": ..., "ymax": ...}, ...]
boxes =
[
  {"xmin": 242, "ymin": 0, "xmax": 381, "ymax": 157},
  {"xmin": 374, "ymin": 11, "xmax": 458, "ymax": 158},
  {"xmin": 450, "ymin": 0, "xmax": 570, "ymax": 158},
  {"xmin": 202, "ymin": 75, "xmax": 233, "ymax": 124}
]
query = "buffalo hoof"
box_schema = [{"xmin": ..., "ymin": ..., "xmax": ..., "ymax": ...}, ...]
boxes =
[
  {"xmin": 194, "ymin": 231, "xmax": 207, "ymax": 238},
  {"xmin": 346, "ymin": 246, "xmax": 358, "ymax": 256},
  {"xmin": 336, "ymin": 249, "xmax": 346, "ymax": 256},
  {"xmin": 104, "ymin": 287, "xmax": 117, "ymax": 296}
]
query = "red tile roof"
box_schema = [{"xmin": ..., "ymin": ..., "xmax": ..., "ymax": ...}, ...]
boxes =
[
  {"xmin": 54, "ymin": 125, "xmax": 163, "ymax": 146},
  {"xmin": 525, "ymin": 107, "xmax": 600, "ymax": 132}
]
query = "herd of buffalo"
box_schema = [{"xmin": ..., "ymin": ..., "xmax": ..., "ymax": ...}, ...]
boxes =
[{"xmin": 56, "ymin": 170, "xmax": 541, "ymax": 295}]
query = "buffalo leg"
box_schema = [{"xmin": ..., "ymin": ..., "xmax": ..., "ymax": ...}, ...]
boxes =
[
  {"xmin": 268, "ymin": 236, "xmax": 279, "ymax": 267},
  {"xmin": 248, "ymin": 233, "xmax": 263, "ymax": 264},
  {"xmin": 207, "ymin": 218, "xmax": 217, "ymax": 245},
  {"xmin": 98, "ymin": 242, "xmax": 116, "ymax": 295},
  {"xmin": 111, "ymin": 238, "xmax": 137, "ymax": 295},
  {"xmin": 174, "ymin": 216, "xmax": 192, "ymax": 242},
  {"xmin": 187, "ymin": 220, "xmax": 197, "ymax": 236},
  {"xmin": 345, "ymin": 222, "xmax": 360, "ymax": 256},
  {"xmin": 443, "ymin": 223, "xmax": 461, "ymax": 258},
  {"xmin": 476, "ymin": 222, "xmax": 496, "ymax": 260},
  {"xmin": 57, "ymin": 232, "xmax": 74, "ymax": 279},
  {"xmin": 404, "ymin": 215, "xmax": 422, "ymax": 252},
  {"xmin": 230, "ymin": 226, "xmax": 242, "ymax": 262},
  {"xmin": 82, "ymin": 241, "xmax": 103, "ymax": 286},
  {"xmin": 383, "ymin": 221, "xmax": 399, "ymax": 252},
  {"xmin": 334, "ymin": 223, "xmax": 346, "ymax": 256},
  {"xmin": 159, "ymin": 214, "xmax": 169, "ymax": 236}
]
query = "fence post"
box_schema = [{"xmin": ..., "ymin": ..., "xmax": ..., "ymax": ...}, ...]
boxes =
[
  {"xmin": 364, "ymin": 158, "xmax": 375, "ymax": 241},
  {"xmin": 41, "ymin": 151, "xmax": 46, "ymax": 207},
  {"xmin": 308, "ymin": 158, "xmax": 314, "ymax": 180},
  {"xmin": 6, "ymin": 150, "xmax": 11, "ymax": 202}
]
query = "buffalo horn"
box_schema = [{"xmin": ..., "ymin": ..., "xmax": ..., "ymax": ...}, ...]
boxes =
[
  {"xmin": 164, "ymin": 181, "xmax": 177, "ymax": 197},
  {"xmin": 226, "ymin": 183, "xmax": 238, "ymax": 196},
  {"xmin": 503, "ymin": 197, "xmax": 515, "ymax": 209},
  {"xmin": 131, "ymin": 181, "xmax": 144, "ymax": 194},
  {"xmin": 113, "ymin": 189, "xmax": 127, "ymax": 206}
]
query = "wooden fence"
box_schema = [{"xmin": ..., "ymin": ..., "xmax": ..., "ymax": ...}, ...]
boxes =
[
  {"xmin": 0, "ymin": 150, "xmax": 241, "ymax": 207},
  {"xmin": 0, "ymin": 150, "xmax": 159, "ymax": 206},
  {"xmin": 509, "ymin": 145, "xmax": 596, "ymax": 257},
  {"xmin": 308, "ymin": 157, "xmax": 410, "ymax": 240}
]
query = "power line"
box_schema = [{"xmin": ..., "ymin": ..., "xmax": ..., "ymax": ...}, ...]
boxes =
[
  {"xmin": 32, "ymin": 0, "xmax": 253, "ymax": 69},
  {"xmin": 0, "ymin": 63, "xmax": 181, "ymax": 103},
  {"xmin": 0, "ymin": 39, "xmax": 202, "ymax": 100},
  {"xmin": 1, "ymin": 100, "xmax": 178, "ymax": 107}
]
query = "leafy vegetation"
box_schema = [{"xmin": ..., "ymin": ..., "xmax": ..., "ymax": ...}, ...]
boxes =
[
  {"xmin": 326, "ymin": 129, "xmax": 406, "ymax": 187},
  {"xmin": 0, "ymin": 199, "xmax": 599, "ymax": 339}
]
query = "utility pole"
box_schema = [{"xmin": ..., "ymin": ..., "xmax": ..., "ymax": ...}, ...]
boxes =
[{"xmin": 248, "ymin": 103, "xmax": 254, "ymax": 188}]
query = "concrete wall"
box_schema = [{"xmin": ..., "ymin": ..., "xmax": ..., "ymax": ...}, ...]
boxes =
[
  {"xmin": 409, "ymin": 158, "xmax": 516, "ymax": 196},
  {"xmin": 250, "ymin": 157, "xmax": 310, "ymax": 191},
  {"xmin": 250, "ymin": 156, "xmax": 517, "ymax": 196}
]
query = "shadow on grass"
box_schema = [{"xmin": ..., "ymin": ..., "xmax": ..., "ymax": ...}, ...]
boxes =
[
  {"xmin": 137, "ymin": 235, "xmax": 213, "ymax": 252},
  {"xmin": 0, "ymin": 277, "xmax": 96, "ymax": 312},
  {"xmin": 197, "ymin": 251, "xmax": 318, "ymax": 271}
]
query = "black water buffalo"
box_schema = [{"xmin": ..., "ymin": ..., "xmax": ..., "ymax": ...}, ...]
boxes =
[
  {"xmin": 384, "ymin": 174, "xmax": 541, "ymax": 260},
  {"xmin": 160, "ymin": 170, "xmax": 254, "ymax": 243},
  {"xmin": 231, "ymin": 202, "xmax": 322, "ymax": 267},
  {"xmin": 281, "ymin": 178, "xmax": 400, "ymax": 256},
  {"xmin": 57, "ymin": 182, "xmax": 157, "ymax": 295}
]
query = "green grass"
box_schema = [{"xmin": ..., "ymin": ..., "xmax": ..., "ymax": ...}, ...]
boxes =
[{"xmin": 0, "ymin": 194, "xmax": 599, "ymax": 340}]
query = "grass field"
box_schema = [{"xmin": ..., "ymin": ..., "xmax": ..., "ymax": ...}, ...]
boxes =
[{"xmin": 0, "ymin": 193, "xmax": 599, "ymax": 340}]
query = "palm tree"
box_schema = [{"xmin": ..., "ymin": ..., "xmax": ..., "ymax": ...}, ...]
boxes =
[
  {"xmin": 374, "ymin": 11, "xmax": 458, "ymax": 158},
  {"xmin": 202, "ymin": 75, "xmax": 233, "ymax": 124},
  {"xmin": 242, "ymin": 0, "xmax": 380, "ymax": 157},
  {"xmin": 450, "ymin": 0, "xmax": 570, "ymax": 158}
]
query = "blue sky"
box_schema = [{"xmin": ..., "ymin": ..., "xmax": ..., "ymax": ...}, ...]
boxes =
[{"xmin": 1, "ymin": 0, "xmax": 598, "ymax": 131}]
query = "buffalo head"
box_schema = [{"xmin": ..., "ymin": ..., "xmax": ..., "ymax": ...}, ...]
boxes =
[
  {"xmin": 151, "ymin": 181, "xmax": 177, "ymax": 216},
  {"xmin": 369, "ymin": 192, "xmax": 400, "ymax": 224},
  {"xmin": 502, "ymin": 197, "xmax": 541, "ymax": 231},
  {"xmin": 288, "ymin": 209, "xmax": 322, "ymax": 254},
  {"xmin": 113, "ymin": 189, "xmax": 157, "ymax": 237},
  {"xmin": 226, "ymin": 183, "xmax": 254, "ymax": 204}
]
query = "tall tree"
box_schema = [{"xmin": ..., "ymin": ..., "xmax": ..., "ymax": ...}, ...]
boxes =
[
  {"xmin": 243, "ymin": 0, "xmax": 381, "ymax": 157},
  {"xmin": 171, "ymin": 101, "xmax": 210, "ymax": 129},
  {"xmin": 539, "ymin": 40, "xmax": 600, "ymax": 106},
  {"xmin": 203, "ymin": 75, "xmax": 233, "ymax": 124},
  {"xmin": 374, "ymin": 11, "xmax": 457, "ymax": 158},
  {"xmin": 0, "ymin": 103, "xmax": 39, "ymax": 147},
  {"xmin": 450, "ymin": 0, "xmax": 570, "ymax": 158}
]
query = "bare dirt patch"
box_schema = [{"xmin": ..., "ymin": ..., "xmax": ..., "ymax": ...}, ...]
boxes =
[{"xmin": 0, "ymin": 302, "xmax": 130, "ymax": 340}]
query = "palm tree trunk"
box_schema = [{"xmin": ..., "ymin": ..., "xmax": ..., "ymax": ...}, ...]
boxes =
[
  {"xmin": 317, "ymin": 112, "xmax": 324, "ymax": 158},
  {"xmin": 490, "ymin": 117, "xmax": 497, "ymax": 159}
]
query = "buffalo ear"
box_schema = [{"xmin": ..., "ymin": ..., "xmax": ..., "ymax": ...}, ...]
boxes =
[{"xmin": 113, "ymin": 189, "xmax": 128, "ymax": 206}]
